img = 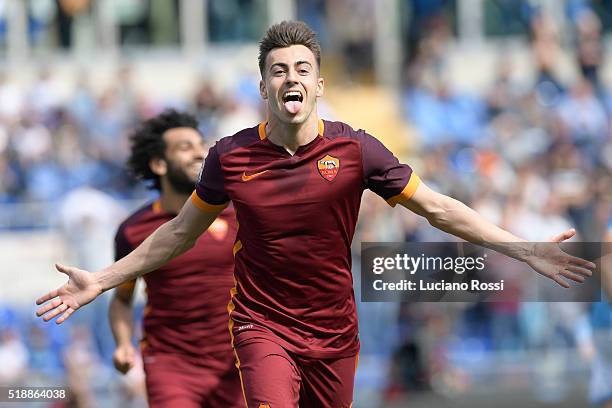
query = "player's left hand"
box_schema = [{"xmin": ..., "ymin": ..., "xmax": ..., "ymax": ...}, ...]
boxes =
[{"xmin": 524, "ymin": 229, "xmax": 596, "ymax": 288}]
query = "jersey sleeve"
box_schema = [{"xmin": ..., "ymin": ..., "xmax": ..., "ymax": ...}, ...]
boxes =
[
  {"xmin": 114, "ymin": 225, "xmax": 138, "ymax": 291},
  {"xmin": 114, "ymin": 224, "xmax": 133, "ymax": 261},
  {"xmin": 359, "ymin": 131, "xmax": 420, "ymax": 207},
  {"xmin": 193, "ymin": 143, "xmax": 230, "ymax": 211}
]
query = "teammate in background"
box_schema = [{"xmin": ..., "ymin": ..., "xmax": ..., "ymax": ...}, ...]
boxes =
[
  {"xmin": 108, "ymin": 110, "xmax": 243, "ymax": 407},
  {"xmin": 37, "ymin": 22, "xmax": 596, "ymax": 407}
]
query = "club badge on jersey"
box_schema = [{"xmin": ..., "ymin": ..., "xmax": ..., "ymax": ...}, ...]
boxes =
[{"xmin": 317, "ymin": 154, "xmax": 340, "ymax": 181}]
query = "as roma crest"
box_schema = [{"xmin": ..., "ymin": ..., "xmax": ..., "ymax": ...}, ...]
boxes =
[{"xmin": 317, "ymin": 154, "xmax": 340, "ymax": 182}]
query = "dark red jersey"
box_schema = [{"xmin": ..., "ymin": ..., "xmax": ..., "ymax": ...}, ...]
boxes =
[
  {"xmin": 192, "ymin": 119, "xmax": 419, "ymax": 359},
  {"xmin": 115, "ymin": 201, "xmax": 238, "ymax": 369}
]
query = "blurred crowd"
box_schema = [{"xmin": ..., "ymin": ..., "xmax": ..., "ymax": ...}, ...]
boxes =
[
  {"xmin": 0, "ymin": 300, "xmax": 148, "ymax": 406},
  {"xmin": 0, "ymin": 1, "xmax": 611, "ymax": 407},
  {"xmin": 0, "ymin": 65, "xmax": 263, "ymax": 206},
  {"xmin": 402, "ymin": 2, "xmax": 610, "ymax": 241},
  {"xmin": 358, "ymin": 2, "xmax": 611, "ymax": 404}
]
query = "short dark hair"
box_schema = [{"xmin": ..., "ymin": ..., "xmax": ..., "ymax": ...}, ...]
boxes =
[
  {"xmin": 127, "ymin": 109, "xmax": 199, "ymax": 190},
  {"xmin": 258, "ymin": 20, "xmax": 321, "ymax": 75}
]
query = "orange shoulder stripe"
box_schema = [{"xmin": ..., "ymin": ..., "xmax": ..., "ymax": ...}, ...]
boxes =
[
  {"xmin": 190, "ymin": 191, "xmax": 228, "ymax": 212},
  {"xmin": 386, "ymin": 174, "xmax": 421, "ymax": 207}
]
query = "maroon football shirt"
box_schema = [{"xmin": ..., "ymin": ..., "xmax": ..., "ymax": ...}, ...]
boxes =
[
  {"xmin": 115, "ymin": 201, "xmax": 238, "ymax": 369},
  {"xmin": 192, "ymin": 120, "xmax": 420, "ymax": 358}
]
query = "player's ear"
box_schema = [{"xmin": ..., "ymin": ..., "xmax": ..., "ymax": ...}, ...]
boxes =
[
  {"xmin": 316, "ymin": 77, "xmax": 324, "ymax": 98},
  {"xmin": 149, "ymin": 157, "xmax": 167, "ymax": 177},
  {"xmin": 259, "ymin": 80, "xmax": 268, "ymax": 100}
]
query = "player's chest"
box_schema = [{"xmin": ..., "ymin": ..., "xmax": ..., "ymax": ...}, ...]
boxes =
[{"xmin": 222, "ymin": 139, "xmax": 363, "ymax": 205}]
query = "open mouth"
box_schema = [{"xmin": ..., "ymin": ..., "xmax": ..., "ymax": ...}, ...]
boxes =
[
  {"xmin": 282, "ymin": 90, "xmax": 304, "ymax": 103},
  {"xmin": 282, "ymin": 90, "xmax": 304, "ymax": 114}
]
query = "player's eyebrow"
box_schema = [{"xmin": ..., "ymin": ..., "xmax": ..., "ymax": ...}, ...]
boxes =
[
  {"xmin": 269, "ymin": 61, "xmax": 314, "ymax": 72},
  {"xmin": 295, "ymin": 61, "xmax": 313, "ymax": 68},
  {"xmin": 269, "ymin": 62, "xmax": 289, "ymax": 72}
]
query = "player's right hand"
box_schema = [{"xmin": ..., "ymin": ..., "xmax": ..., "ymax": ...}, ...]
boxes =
[
  {"xmin": 35, "ymin": 263, "xmax": 103, "ymax": 324},
  {"xmin": 113, "ymin": 344, "xmax": 137, "ymax": 374}
]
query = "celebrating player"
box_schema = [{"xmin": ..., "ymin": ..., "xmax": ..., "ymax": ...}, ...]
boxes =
[
  {"xmin": 108, "ymin": 110, "xmax": 243, "ymax": 407},
  {"xmin": 36, "ymin": 22, "xmax": 595, "ymax": 407}
]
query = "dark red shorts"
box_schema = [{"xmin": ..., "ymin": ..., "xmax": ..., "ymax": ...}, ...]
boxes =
[
  {"xmin": 234, "ymin": 338, "xmax": 358, "ymax": 408},
  {"xmin": 142, "ymin": 352, "xmax": 245, "ymax": 408}
]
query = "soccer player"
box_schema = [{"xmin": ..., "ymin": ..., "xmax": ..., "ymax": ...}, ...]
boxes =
[
  {"xmin": 107, "ymin": 110, "xmax": 243, "ymax": 407},
  {"xmin": 36, "ymin": 22, "xmax": 595, "ymax": 407}
]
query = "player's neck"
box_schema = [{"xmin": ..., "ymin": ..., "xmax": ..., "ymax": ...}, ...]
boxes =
[
  {"xmin": 158, "ymin": 185, "xmax": 190, "ymax": 214},
  {"xmin": 266, "ymin": 113, "xmax": 319, "ymax": 156}
]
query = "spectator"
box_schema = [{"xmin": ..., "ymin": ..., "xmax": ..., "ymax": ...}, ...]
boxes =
[{"xmin": 0, "ymin": 328, "xmax": 28, "ymax": 385}]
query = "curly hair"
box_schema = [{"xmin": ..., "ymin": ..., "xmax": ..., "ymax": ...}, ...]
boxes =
[
  {"xmin": 258, "ymin": 20, "xmax": 321, "ymax": 76},
  {"xmin": 127, "ymin": 109, "xmax": 199, "ymax": 190}
]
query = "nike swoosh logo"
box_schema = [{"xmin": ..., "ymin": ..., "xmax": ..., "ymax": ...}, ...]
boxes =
[{"xmin": 241, "ymin": 170, "xmax": 269, "ymax": 182}]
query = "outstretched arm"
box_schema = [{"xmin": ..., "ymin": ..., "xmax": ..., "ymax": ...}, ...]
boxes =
[
  {"xmin": 36, "ymin": 198, "xmax": 224, "ymax": 323},
  {"xmin": 398, "ymin": 181, "xmax": 595, "ymax": 287}
]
